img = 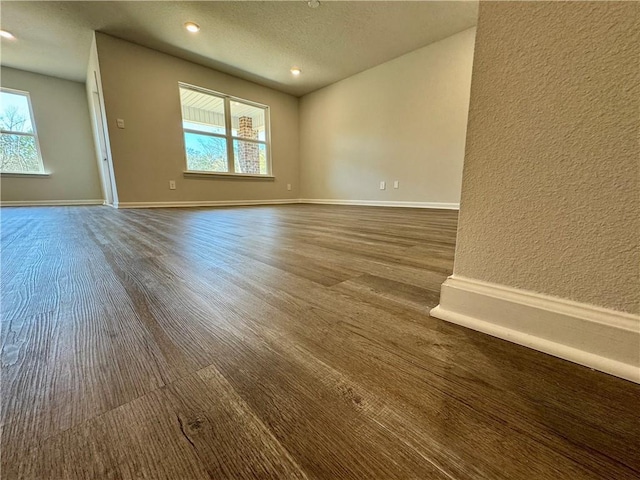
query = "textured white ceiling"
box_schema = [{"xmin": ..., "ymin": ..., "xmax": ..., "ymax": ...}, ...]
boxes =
[{"xmin": 0, "ymin": 1, "xmax": 478, "ymax": 97}]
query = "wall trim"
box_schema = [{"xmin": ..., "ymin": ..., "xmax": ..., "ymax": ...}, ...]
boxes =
[
  {"xmin": 0, "ymin": 198, "xmax": 460, "ymax": 210},
  {"xmin": 115, "ymin": 199, "xmax": 299, "ymax": 209},
  {"xmin": 0, "ymin": 199, "xmax": 104, "ymax": 207},
  {"xmin": 0, "ymin": 172, "xmax": 51, "ymax": 178},
  {"xmin": 299, "ymin": 199, "xmax": 460, "ymax": 210},
  {"xmin": 430, "ymin": 275, "xmax": 640, "ymax": 383}
]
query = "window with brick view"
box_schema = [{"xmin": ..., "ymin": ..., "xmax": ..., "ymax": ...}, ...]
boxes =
[{"xmin": 179, "ymin": 84, "xmax": 270, "ymax": 176}]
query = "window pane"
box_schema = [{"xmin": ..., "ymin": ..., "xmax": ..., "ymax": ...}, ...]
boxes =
[
  {"xmin": 1, "ymin": 91, "xmax": 34, "ymax": 133},
  {"xmin": 183, "ymin": 121, "xmax": 223, "ymax": 135},
  {"xmin": 233, "ymin": 140, "xmax": 267, "ymax": 175},
  {"xmin": 184, "ymin": 132, "xmax": 228, "ymax": 172},
  {"xmin": 230, "ymin": 101, "xmax": 267, "ymax": 141},
  {"xmin": 179, "ymin": 87, "xmax": 225, "ymax": 135},
  {"xmin": 0, "ymin": 134, "xmax": 41, "ymax": 173}
]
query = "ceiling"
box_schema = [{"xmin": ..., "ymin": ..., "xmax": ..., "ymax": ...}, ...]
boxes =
[{"xmin": 0, "ymin": 1, "xmax": 478, "ymax": 97}]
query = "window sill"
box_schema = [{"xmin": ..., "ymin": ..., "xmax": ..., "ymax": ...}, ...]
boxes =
[
  {"xmin": 0, "ymin": 172, "xmax": 50, "ymax": 178},
  {"xmin": 183, "ymin": 171, "xmax": 275, "ymax": 180}
]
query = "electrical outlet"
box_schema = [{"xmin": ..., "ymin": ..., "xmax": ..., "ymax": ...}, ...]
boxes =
[
  {"xmin": 379, "ymin": 181, "xmax": 386, "ymax": 190},
  {"xmin": 169, "ymin": 180, "xmax": 176, "ymax": 190},
  {"xmin": 116, "ymin": 118, "xmax": 125, "ymax": 129},
  {"xmin": 393, "ymin": 180, "xmax": 399, "ymax": 189},
  {"xmin": 287, "ymin": 183, "xmax": 292, "ymax": 191}
]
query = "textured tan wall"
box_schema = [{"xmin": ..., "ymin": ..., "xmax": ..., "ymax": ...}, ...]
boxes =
[
  {"xmin": 454, "ymin": 2, "xmax": 639, "ymax": 313},
  {"xmin": 0, "ymin": 67, "xmax": 103, "ymax": 202},
  {"xmin": 95, "ymin": 33, "xmax": 299, "ymax": 203},
  {"xmin": 299, "ymin": 28, "xmax": 475, "ymax": 204}
]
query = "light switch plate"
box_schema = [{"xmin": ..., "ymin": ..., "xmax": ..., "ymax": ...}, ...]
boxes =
[{"xmin": 116, "ymin": 118, "xmax": 125, "ymax": 129}]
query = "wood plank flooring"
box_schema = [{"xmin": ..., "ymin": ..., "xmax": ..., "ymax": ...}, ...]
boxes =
[{"xmin": 1, "ymin": 204, "xmax": 638, "ymax": 479}]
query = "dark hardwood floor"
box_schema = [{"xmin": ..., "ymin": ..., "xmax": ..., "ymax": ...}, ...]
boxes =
[{"xmin": 1, "ymin": 204, "xmax": 638, "ymax": 479}]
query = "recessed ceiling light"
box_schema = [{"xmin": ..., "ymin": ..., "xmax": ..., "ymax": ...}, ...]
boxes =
[
  {"xmin": 308, "ymin": 0, "xmax": 321, "ymax": 8},
  {"xmin": 0, "ymin": 30, "xmax": 16, "ymax": 40},
  {"xmin": 184, "ymin": 22, "xmax": 200, "ymax": 33},
  {"xmin": 290, "ymin": 67, "xmax": 302, "ymax": 76}
]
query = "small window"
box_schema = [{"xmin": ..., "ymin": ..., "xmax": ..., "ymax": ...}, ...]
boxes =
[
  {"xmin": 0, "ymin": 88, "xmax": 45, "ymax": 174},
  {"xmin": 179, "ymin": 84, "xmax": 271, "ymax": 176}
]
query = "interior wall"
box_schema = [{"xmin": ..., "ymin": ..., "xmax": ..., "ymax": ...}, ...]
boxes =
[
  {"xmin": 94, "ymin": 33, "xmax": 299, "ymax": 204},
  {"xmin": 298, "ymin": 27, "xmax": 476, "ymax": 205},
  {"xmin": 0, "ymin": 67, "xmax": 103, "ymax": 203},
  {"xmin": 452, "ymin": 2, "xmax": 639, "ymax": 314}
]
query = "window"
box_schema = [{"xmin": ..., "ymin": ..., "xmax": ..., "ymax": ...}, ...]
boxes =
[
  {"xmin": 179, "ymin": 84, "xmax": 271, "ymax": 176},
  {"xmin": 0, "ymin": 88, "xmax": 45, "ymax": 174}
]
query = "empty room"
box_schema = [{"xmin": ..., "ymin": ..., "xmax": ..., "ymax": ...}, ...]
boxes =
[{"xmin": 1, "ymin": 1, "xmax": 638, "ymax": 479}]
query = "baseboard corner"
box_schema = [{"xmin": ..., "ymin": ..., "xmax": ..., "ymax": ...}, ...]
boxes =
[{"xmin": 431, "ymin": 275, "xmax": 640, "ymax": 383}]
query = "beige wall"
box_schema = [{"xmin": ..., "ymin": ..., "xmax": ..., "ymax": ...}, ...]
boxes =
[
  {"xmin": 453, "ymin": 2, "xmax": 639, "ymax": 314},
  {"xmin": 95, "ymin": 33, "xmax": 299, "ymax": 204},
  {"xmin": 0, "ymin": 67, "xmax": 103, "ymax": 203},
  {"xmin": 299, "ymin": 28, "xmax": 475, "ymax": 204}
]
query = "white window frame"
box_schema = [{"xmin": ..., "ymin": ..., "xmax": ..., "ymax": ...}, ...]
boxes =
[
  {"xmin": 179, "ymin": 83, "xmax": 272, "ymax": 177},
  {"xmin": 0, "ymin": 87, "xmax": 46, "ymax": 175}
]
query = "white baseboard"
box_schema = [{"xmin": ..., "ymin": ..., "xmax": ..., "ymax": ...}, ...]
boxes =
[
  {"xmin": 115, "ymin": 199, "xmax": 299, "ymax": 209},
  {"xmin": 299, "ymin": 198, "xmax": 460, "ymax": 210},
  {"xmin": 430, "ymin": 276, "xmax": 640, "ymax": 383},
  {"xmin": 2, "ymin": 198, "xmax": 460, "ymax": 210},
  {"xmin": 0, "ymin": 199, "xmax": 104, "ymax": 207}
]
